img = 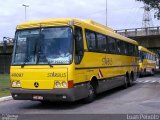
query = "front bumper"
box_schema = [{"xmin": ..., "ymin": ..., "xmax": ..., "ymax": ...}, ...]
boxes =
[{"xmin": 10, "ymin": 86, "xmax": 89, "ymax": 102}]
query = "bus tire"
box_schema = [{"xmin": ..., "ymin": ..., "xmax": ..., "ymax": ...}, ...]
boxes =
[
  {"xmin": 123, "ymin": 75, "xmax": 128, "ymax": 89},
  {"xmin": 143, "ymin": 69, "xmax": 147, "ymax": 76},
  {"xmin": 129, "ymin": 73, "xmax": 134, "ymax": 87},
  {"xmin": 139, "ymin": 72, "xmax": 144, "ymax": 78},
  {"xmin": 151, "ymin": 69, "xmax": 155, "ymax": 76},
  {"xmin": 140, "ymin": 71, "xmax": 144, "ymax": 77},
  {"xmin": 84, "ymin": 83, "xmax": 96, "ymax": 103}
]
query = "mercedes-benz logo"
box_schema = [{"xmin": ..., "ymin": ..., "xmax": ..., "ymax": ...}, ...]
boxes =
[{"xmin": 34, "ymin": 82, "xmax": 39, "ymax": 88}]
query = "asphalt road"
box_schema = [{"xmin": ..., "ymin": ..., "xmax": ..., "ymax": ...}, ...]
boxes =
[{"xmin": 0, "ymin": 74, "xmax": 160, "ymax": 119}]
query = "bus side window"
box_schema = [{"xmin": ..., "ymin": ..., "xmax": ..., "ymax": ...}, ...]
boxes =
[
  {"xmin": 139, "ymin": 51, "xmax": 143, "ymax": 61},
  {"xmin": 97, "ymin": 33, "xmax": 107, "ymax": 52},
  {"xmin": 74, "ymin": 26, "xmax": 84, "ymax": 64},
  {"xmin": 108, "ymin": 37, "xmax": 117, "ymax": 54},
  {"xmin": 124, "ymin": 42, "xmax": 128, "ymax": 55},
  {"xmin": 134, "ymin": 45, "xmax": 138, "ymax": 56},
  {"xmin": 86, "ymin": 30, "xmax": 96, "ymax": 51},
  {"xmin": 116, "ymin": 39, "xmax": 125, "ymax": 55},
  {"xmin": 128, "ymin": 44, "xmax": 133, "ymax": 56},
  {"xmin": 142, "ymin": 52, "xmax": 145, "ymax": 60},
  {"xmin": 116, "ymin": 39, "xmax": 121, "ymax": 54}
]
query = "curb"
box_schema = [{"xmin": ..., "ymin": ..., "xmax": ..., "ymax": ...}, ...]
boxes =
[{"xmin": 0, "ymin": 96, "xmax": 12, "ymax": 103}]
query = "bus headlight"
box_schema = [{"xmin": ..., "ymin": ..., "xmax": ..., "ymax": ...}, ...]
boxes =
[
  {"xmin": 55, "ymin": 81, "xmax": 61, "ymax": 87},
  {"xmin": 12, "ymin": 81, "xmax": 21, "ymax": 88},
  {"xmin": 62, "ymin": 81, "xmax": 67, "ymax": 87},
  {"xmin": 17, "ymin": 81, "xmax": 21, "ymax": 87},
  {"xmin": 12, "ymin": 81, "xmax": 17, "ymax": 87}
]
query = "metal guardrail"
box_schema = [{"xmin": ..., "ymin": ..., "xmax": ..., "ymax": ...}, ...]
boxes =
[
  {"xmin": 0, "ymin": 42, "xmax": 14, "ymax": 47},
  {"xmin": 115, "ymin": 26, "xmax": 160, "ymax": 37}
]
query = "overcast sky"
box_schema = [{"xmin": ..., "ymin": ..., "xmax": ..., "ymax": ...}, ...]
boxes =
[{"xmin": 0, "ymin": 0, "xmax": 159, "ymax": 40}]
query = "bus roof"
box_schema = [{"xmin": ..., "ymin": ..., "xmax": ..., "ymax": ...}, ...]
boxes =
[
  {"xmin": 138, "ymin": 46, "xmax": 155, "ymax": 55},
  {"xmin": 16, "ymin": 18, "xmax": 138, "ymax": 45}
]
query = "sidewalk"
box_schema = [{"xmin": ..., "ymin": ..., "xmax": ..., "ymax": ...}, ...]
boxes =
[{"xmin": 0, "ymin": 96, "xmax": 12, "ymax": 103}]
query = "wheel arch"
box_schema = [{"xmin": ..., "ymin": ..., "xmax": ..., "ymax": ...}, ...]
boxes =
[{"xmin": 90, "ymin": 76, "xmax": 99, "ymax": 90}]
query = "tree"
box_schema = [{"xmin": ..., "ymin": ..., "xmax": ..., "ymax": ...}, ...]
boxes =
[{"xmin": 136, "ymin": 0, "xmax": 160, "ymax": 20}]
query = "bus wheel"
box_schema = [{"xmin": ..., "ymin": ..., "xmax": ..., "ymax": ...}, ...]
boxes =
[
  {"xmin": 140, "ymin": 71, "xmax": 144, "ymax": 77},
  {"xmin": 129, "ymin": 73, "xmax": 134, "ymax": 87},
  {"xmin": 123, "ymin": 75, "xmax": 128, "ymax": 89},
  {"xmin": 143, "ymin": 69, "xmax": 147, "ymax": 76},
  {"xmin": 139, "ymin": 72, "xmax": 143, "ymax": 78},
  {"xmin": 151, "ymin": 69, "xmax": 155, "ymax": 76},
  {"xmin": 84, "ymin": 83, "xmax": 96, "ymax": 103}
]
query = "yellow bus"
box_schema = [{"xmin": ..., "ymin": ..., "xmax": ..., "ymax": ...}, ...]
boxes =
[
  {"xmin": 10, "ymin": 18, "xmax": 139, "ymax": 102},
  {"xmin": 138, "ymin": 46, "xmax": 156, "ymax": 77}
]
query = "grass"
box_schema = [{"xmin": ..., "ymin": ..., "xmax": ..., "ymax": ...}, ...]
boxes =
[{"xmin": 0, "ymin": 74, "xmax": 10, "ymax": 97}]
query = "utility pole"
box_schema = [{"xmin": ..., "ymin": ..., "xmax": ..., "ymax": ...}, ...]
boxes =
[
  {"xmin": 22, "ymin": 4, "xmax": 29, "ymax": 21},
  {"xmin": 106, "ymin": 0, "xmax": 108, "ymax": 26}
]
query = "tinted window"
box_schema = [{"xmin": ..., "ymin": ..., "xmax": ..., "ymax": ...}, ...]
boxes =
[
  {"xmin": 75, "ymin": 26, "xmax": 84, "ymax": 64},
  {"xmin": 149, "ymin": 54, "xmax": 151, "ymax": 60},
  {"xmin": 128, "ymin": 44, "xmax": 134, "ymax": 56},
  {"xmin": 124, "ymin": 42, "xmax": 129, "ymax": 55},
  {"xmin": 153, "ymin": 55, "xmax": 156, "ymax": 61},
  {"xmin": 144, "ymin": 52, "xmax": 147, "ymax": 59},
  {"xmin": 86, "ymin": 30, "xmax": 96, "ymax": 51},
  {"xmin": 134, "ymin": 45, "xmax": 138, "ymax": 56},
  {"xmin": 117, "ymin": 40, "xmax": 125, "ymax": 54},
  {"xmin": 97, "ymin": 34, "xmax": 107, "ymax": 52},
  {"xmin": 146, "ymin": 53, "xmax": 149, "ymax": 59},
  {"xmin": 108, "ymin": 37, "xmax": 117, "ymax": 54}
]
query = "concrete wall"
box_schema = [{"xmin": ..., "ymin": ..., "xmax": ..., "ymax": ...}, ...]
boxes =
[
  {"xmin": 0, "ymin": 44, "xmax": 13, "ymax": 74},
  {"xmin": 130, "ymin": 35, "xmax": 160, "ymax": 49}
]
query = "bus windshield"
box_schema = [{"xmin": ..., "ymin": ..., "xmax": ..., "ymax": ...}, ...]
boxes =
[{"xmin": 12, "ymin": 27, "xmax": 73, "ymax": 65}]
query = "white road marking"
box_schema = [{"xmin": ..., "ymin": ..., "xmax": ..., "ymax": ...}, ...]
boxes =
[
  {"xmin": 136, "ymin": 79, "xmax": 160, "ymax": 84},
  {"xmin": 144, "ymin": 80, "xmax": 150, "ymax": 83},
  {"xmin": 150, "ymin": 80, "xmax": 156, "ymax": 83}
]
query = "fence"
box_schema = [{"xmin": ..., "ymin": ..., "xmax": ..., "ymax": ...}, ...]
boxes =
[{"xmin": 115, "ymin": 26, "xmax": 160, "ymax": 37}]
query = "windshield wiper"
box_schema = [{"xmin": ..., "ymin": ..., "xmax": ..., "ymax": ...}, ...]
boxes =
[
  {"xmin": 46, "ymin": 59, "xmax": 53, "ymax": 68},
  {"xmin": 44, "ymin": 54, "xmax": 53, "ymax": 68}
]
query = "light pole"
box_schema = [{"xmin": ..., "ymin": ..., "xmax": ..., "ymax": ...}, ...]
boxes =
[
  {"xmin": 22, "ymin": 4, "xmax": 29, "ymax": 21},
  {"xmin": 106, "ymin": 0, "xmax": 108, "ymax": 26}
]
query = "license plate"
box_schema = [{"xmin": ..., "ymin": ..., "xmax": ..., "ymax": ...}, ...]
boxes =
[{"xmin": 33, "ymin": 95, "xmax": 43, "ymax": 100}]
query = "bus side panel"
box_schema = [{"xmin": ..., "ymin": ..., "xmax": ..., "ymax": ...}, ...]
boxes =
[{"xmin": 75, "ymin": 52, "xmax": 139, "ymax": 93}]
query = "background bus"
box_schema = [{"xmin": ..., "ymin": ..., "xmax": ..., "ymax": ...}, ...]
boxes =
[
  {"xmin": 10, "ymin": 18, "xmax": 139, "ymax": 102},
  {"xmin": 139, "ymin": 46, "xmax": 156, "ymax": 77}
]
